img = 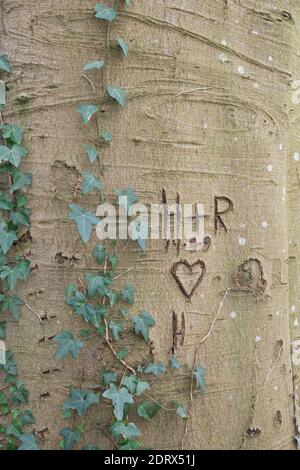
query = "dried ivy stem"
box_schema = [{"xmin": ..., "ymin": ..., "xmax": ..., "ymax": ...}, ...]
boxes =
[{"xmin": 180, "ymin": 289, "xmax": 229, "ymax": 449}]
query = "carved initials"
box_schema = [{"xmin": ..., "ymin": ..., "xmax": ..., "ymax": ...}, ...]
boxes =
[{"xmin": 214, "ymin": 196, "xmax": 233, "ymax": 233}]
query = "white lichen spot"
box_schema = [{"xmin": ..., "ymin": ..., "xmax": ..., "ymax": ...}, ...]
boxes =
[
  {"xmin": 221, "ymin": 39, "xmax": 227, "ymax": 46},
  {"xmin": 275, "ymin": 310, "xmax": 280, "ymax": 316},
  {"xmin": 255, "ymin": 336, "xmax": 261, "ymax": 343},
  {"xmin": 294, "ymin": 152, "xmax": 300, "ymax": 162},
  {"xmin": 237, "ymin": 65, "xmax": 245, "ymax": 75},
  {"xmin": 274, "ymin": 385, "xmax": 278, "ymax": 391},
  {"xmin": 253, "ymin": 82, "xmax": 259, "ymax": 89},
  {"xmin": 238, "ymin": 237, "xmax": 246, "ymax": 246},
  {"xmin": 268, "ymin": 56, "xmax": 273, "ymax": 62},
  {"xmin": 291, "ymin": 305, "xmax": 296, "ymax": 313},
  {"xmin": 262, "ymin": 221, "xmax": 268, "ymax": 228},
  {"xmin": 294, "ymin": 318, "xmax": 299, "ymax": 327},
  {"xmin": 230, "ymin": 311, "xmax": 237, "ymax": 319},
  {"xmin": 279, "ymin": 143, "xmax": 283, "ymax": 150},
  {"xmin": 267, "ymin": 164, "xmax": 273, "ymax": 172},
  {"xmin": 252, "ymin": 30, "xmax": 259, "ymax": 35},
  {"xmin": 240, "ymin": 223, "xmax": 245, "ymax": 229},
  {"xmin": 203, "ymin": 122, "xmax": 208, "ymax": 129},
  {"xmin": 219, "ymin": 53, "xmax": 230, "ymax": 64}
]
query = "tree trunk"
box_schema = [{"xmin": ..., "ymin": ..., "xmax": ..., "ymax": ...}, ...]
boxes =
[{"xmin": 1, "ymin": 0, "xmax": 299, "ymax": 449}]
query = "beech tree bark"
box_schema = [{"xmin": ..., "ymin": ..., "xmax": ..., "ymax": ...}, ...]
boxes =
[{"xmin": 1, "ymin": 0, "xmax": 299, "ymax": 449}]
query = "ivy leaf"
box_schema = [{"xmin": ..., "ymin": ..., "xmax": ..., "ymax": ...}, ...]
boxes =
[
  {"xmin": 8, "ymin": 145, "xmax": 28, "ymax": 167},
  {"xmin": 170, "ymin": 355, "xmax": 181, "ymax": 370},
  {"xmin": 132, "ymin": 311, "xmax": 156, "ymax": 341},
  {"xmin": 135, "ymin": 380, "xmax": 150, "ymax": 397},
  {"xmin": 137, "ymin": 401, "xmax": 161, "ymax": 421},
  {"xmin": 119, "ymin": 307, "xmax": 129, "ymax": 318},
  {"xmin": 77, "ymin": 104, "xmax": 99, "ymax": 125},
  {"xmin": 106, "ymin": 289, "xmax": 118, "ymax": 307},
  {"xmin": 144, "ymin": 362, "xmax": 166, "ymax": 376},
  {"xmin": 116, "ymin": 188, "xmax": 139, "ymax": 211},
  {"xmin": 0, "ymin": 192, "xmax": 12, "ymax": 210},
  {"xmin": 9, "ymin": 171, "xmax": 32, "ymax": 193},
  {"xmin": 95, "ymin": 4, "xmax": 117, "ymax": 21},
  {"xmin": 82, "ymin": 444, "xmax": 100, "ymax": 450},
  {"xmin": 110, "ymin": 422, "xmax": 141, "ymax": 439},
  {"xmin": 0, "ymin": 321, "xmax": 6, "ymax": 340},
  {"xmin": 53, "ymin": 331, "xmax": 83, "ymax": 361},
  {"xmin": 121, "ymin": 285, "xmax": 135, "ymax": 305},
  {"xmin": 92, "ymin": 244, "xmax": 106, "ymax": 265},
  {"xmin": 17, "ymin": 433, "xmax": 39, "ymax": 451},
  {"xmin": 62, "ymin": 388, "xmax": 99, "ymax": 417},
  {"xmin": 81, "ymin": 171, "xmax": 103, "ymax": 195},
  {"xmin": 86, "ymin": 273, "xmax": 107, "ymax": 298},
  {"xmin": 121, "ymin": 375, "xmax": 137, "ymax": 394},
  {"xmin": 1, "ymin": 295, "xmax": 23, "ymax": 320},
  {"xmin": 117, "ymin": 348, "xmax": 128, "ymax": 360},
  {"xmin": 0, "ymin": 145, "xmax": 11, "ymax": 163},
  {"xmin": 86, "ymin": 144, "xmax": 99, "ymax": 163},
  {"xmin": 102, "ymin": 370, "xmax": 117, "ymax": 386},
  {"xmin": 0, "ymin": 260, "xmax": 30, "ymax": 290},
  {"xmin": 11, "ymin": 207, "xmax": 32, "ymax": 227},
  {"xmin": 100, "ymin": 129, "xmax": 112, "ymax": 142},
  {"xmin": 1, "ymin": 124, "xmax": 23, "ymax": 144},
  {"xmin": 125, "ymin": 0, "xmax": 132, "ymax": 5},
  {"xmin": 59, "ymin": 427, "xmax": 80, "ymax": 450},
  {"xmin": 0, "ymin": 230, "xmax": 17, "ymax": 254},
  {"xmin": 108, "ymin": 320, "xmax": 123, "ymax": 341},
  {"xmin": 83, "ymin": 60, "xmax": 105, "ymax": 71},
  {"xmin": 19, "ymin": 410, "xmax": 36, "ymax": 425},
  {"xmin": 1, "ymin": 351, "xmax": 17, "ymax": 376},
  {"xmin": 193, "ymin": 365, "xmax": 206, "ymax": 393},
  {"xmin": 0, "ymin": 81, "xmax": 5, "ymax": 106},
  {"xmin": 0, "ymin": 55, "xmax": 11, "ymax": 73},
  {"xmin": 102, "ymin": 384, "xmax": 133, "ymax": 421},
  {"xmin": 68, "ymin": 204, "xmax": 99, "ymax": 243},
  {"xmin": 172, "ymin": 401, "xmax": 188, "ymax": 419},
  {"xmin": 119, "ymin": 439, "xmax": 141, "ymax": 450},
  {"xmin": 107, "ymin": 86, "xmax": 126, "ymax": 108},
  {"xmin": 117, "ymin": 38, "xmax": 129, "ymax": 58}
]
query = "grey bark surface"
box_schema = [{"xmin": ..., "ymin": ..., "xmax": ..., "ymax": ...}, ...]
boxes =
[{"xmin": 1, "ymin": 0, "xmax": 299, "ymax": 449}]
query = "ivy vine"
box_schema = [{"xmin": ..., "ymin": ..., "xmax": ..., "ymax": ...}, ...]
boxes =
[{"xmin": 0, "ymin": 55, "xmax": 38, "ymax": 450}]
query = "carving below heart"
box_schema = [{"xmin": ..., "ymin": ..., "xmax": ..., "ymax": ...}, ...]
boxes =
[{"xmin": 171, "ymin": 259, "xmax": 206, "ymax": 300}]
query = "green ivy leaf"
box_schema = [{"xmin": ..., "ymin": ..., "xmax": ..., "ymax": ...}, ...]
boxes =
[
  {"xmin": 53, "ymin": 331, "xmax": 83, "ymax": 361},
  {"xmin": 119, "ymin": 439, "xmax": 141, "ymax": 450},
  {"xmin": 1, "ymin": 295, "xmax": 24, "ymax": 320},
  {"xmin": 95, "ymin": 4, "xmax": 117, "ymax": 21},
  {"xmin": 135, "ymin": 380, "xmax": 150, "ymax": 397},
  {"xmin": 0, "ymin": 81, "xmax": 5, "ymax": 106},
  {"xmin": 86, "ymin": 144, "xmax": 99, "ymax": 163},
  {"xmin": 0, "ymin": 321, "xmax": 6, "ymax": 340},
  {"xmin": 0, "ymin": 260, "xmax": 30, "ymax": 290},
  {"xmin": 81, "ymin": 171, "xmax": 103, "ymax": 195},
  {"xmin": 11, "ymin": 207, "xmax": 32, "ymax": 227},
  {"xmin": 17, "ymin": 433, "xmax": 39, "ymax": 451},
  {"xmin": 110, "ymin": 421, "xmax": 141, "ymax": 439},
  {"xmin": 106, "ymin": 289, "xmax": 118, "ymax": 307},
  {"xmin": 125, "ymin": 0, "xmax": 132, "ymax": 5},
  {"xmin": 102, "ymin": 370, "xmax": 117, "ymax": 386},
  {"xmin": 119, "ymin": 307, "xmax": 129, "ymax": 318},
  {"xmin": 100, "ymin": 129, "xmax": 112, "ymax": 142},
  {"xmin": 77, "ymin": 104, "xmax": 99, "ymax": 125},
  {"xmin": 121, "ymin": 375, "xmax": 137, "ymax": 394},
  {"xmin": 172, "ymin": 401, "xmax": 188, "ymax": 419},
  {"xmin": 0, "ymin": 145, "xmax": 11, "ymax": 163},
  {"xmin": 9, "ymin": 171, "xmax": 32, "ymax": 193},
  {"xmin": 0, "ymin": 230, "xmax": 17, "ymax": 254},
  {"xmin": 121, "ymin": 285, "xmax": 135, "ymax": 305},
  {"xmin": 117, "ymin": 38, "xmax": 129, "ymax": 58},
  {"xmin": 62, "ymin": 388, "xmax": 99, "ymax": 417},
  {"xmin": 102, "ymin": 384, "xmax": 133, "ymax": 421},
  {"xmin": 82, "ymin": 444, "xmax": 100, "ymax": 450},
  {"xmin": 19, "ymin": 410, "xmax": 36, "ymax": 426},
  {"xmin": 86, "ymin": 273, "xmax": 107, "ymax": 298},
  {"xmin": 193, "ymin": 365, "xmax": 206, "ymax": 393},
  {"xmin": 144, "ymin": 362, "xmax": 166, "ymax": 376},
  {"xmin": 117, "ymin": 348, "xmax": 128, "ymax": 360},
  {"xmin": 1, "ymin": 351, "xmax": 17, "ymax": 376},
  {"xmin": 8, "ymin": 145, "xmax": 28, "ymax": 167},
  {"xmin": 132, "ymin": 311, "xmax": 156, "ymax": 341},
  {"xmin": 92, "ymin": 244, "xmax": 106, "ymax": 265},
  {"xmin": 0, "ymin": 192, "xmax": 13, "ymax": 210},
  {"xmin": 0, "ymin": 55, "xmax": 11, "ymax": 74},
  {"xmin": 1, "ymin": 124, "xmax": 23, "ymax": 144},
  {"xmin": 108, "ymin": 320, "xmax": 123, "ymax": 341},
  {"xmin": 107, "ymin": 86, "xmax": 126, "ymax": 108},
  {"xmin": 137, "ymin": 401, "xmax": 161, "ymax": 421},
  {"xmin": 68, "ymin": 204, "xmax": 99, "ymax": 244},
  {"xmin": 170, "ymin": 355, "xmax": 181, "ymax": 369},
  {"xmin": 83, "ymin": 60, "xmax": 105, "ymax": 71},
  {"xmin": 59, "ymin": 427, "xmax": 80, "ymax": 450}
]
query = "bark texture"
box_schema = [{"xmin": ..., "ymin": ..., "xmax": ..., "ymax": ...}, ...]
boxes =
[{"xmin": 1, "ymin": 0, "xmax": 299, "ymax": 449}]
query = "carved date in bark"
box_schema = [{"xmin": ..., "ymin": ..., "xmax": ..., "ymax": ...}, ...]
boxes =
[{"xmin": 171, "ymin": 259, "xmax": 206, "ymax": 300}]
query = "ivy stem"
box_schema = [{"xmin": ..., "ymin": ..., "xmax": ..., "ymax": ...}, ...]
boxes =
[
  {"xmin": 102, "ymin": 255, "xmax": 136, "ymax": 375},
  {"xmin": 24, "ymin": 302, "xmax": 42, "ymax": 324},
  {"xmin": 143, "ymin": 393, "xmax": 176, "ymax": 412}
]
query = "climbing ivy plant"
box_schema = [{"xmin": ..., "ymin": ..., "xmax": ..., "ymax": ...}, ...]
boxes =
[
  {"xmin": 56, "ymin": 0, "xmax": 206, "ymax": 450},
  {"xmin": 0, "ymin": 56, "xmax": 38, "ymax": 450}
]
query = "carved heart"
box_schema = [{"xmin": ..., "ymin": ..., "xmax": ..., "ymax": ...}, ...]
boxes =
[{"xmin": 171, "ymin": 260, "xmax": 206, "ymax": 300}]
